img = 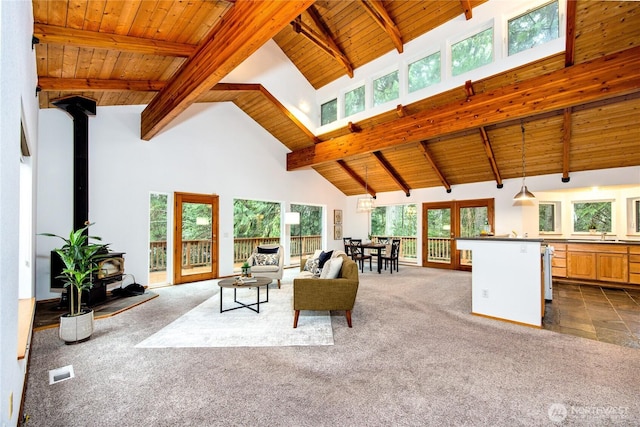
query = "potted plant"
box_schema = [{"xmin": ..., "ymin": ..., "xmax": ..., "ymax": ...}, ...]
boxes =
[
  {"xmin": 588, "ymin": 220, "xmax": 598, "ymax": 233},
  {"xmin": 241, "ymin": 261, "xmax": 252, "ymax": 277},
  {"xmin": 41, "ymin": 223, "xmax": 108, "ymax": 343}
]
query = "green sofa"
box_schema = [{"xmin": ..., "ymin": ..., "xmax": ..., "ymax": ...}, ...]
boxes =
[{"xmin": 293, "ymin": 253, "xmax": 359, "ymax": 328}]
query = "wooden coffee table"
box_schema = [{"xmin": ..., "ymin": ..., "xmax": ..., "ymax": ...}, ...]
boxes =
[{"xmin": 217, "ymin": 276, "xmax": 272, "ymax": 313}]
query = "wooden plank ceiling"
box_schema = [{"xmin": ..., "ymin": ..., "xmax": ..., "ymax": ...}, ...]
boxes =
[{"xmin": 33, "ymin": 1, "xmax": 640, "ymax": 197}]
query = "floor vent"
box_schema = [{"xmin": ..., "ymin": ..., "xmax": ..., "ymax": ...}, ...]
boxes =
[{"xmin": 49, "ymin": 365, "xmax": 74, "ymax": 385}]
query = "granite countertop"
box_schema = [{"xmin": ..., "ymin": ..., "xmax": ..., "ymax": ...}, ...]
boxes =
[{"xmin": 456, "ymin": 237, "xmax": 544, "ymax": 242}]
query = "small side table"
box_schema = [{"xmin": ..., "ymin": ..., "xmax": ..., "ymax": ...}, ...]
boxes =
[{"xmin": 218, "ymin": 276, "xmax": 272, "ymax": 313}]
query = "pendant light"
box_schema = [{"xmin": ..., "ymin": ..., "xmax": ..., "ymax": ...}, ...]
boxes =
[
  {"xmin": 356, "ymin": 166, "xmax": 375, "ymax": 212},
  {"xmin": 513, "ymin": 120, "xmax": 535, "ymax": 201}
]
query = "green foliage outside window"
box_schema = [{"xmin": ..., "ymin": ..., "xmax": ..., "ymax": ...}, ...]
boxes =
[
  {"xmin": 321, "ymin": 98, "xmax": 337, "ymax": 125},
  {"xmin": 234, "ymin": 199, "xmax": 281, "ymax": 238},
  {"xmin": 345, "ymin": 86, "xmax": 365, "ymax": 117},
  {"xmin": 408, "ymin": 52, "xmax": 441, "ymax": 93},
  {"xmin": 371, "ymin": 204, "xmax": 417, "ymax": 237},
  {"xmin": 573, "ymin": 201, "xmax": 612, "ymax": 233},
  {"xmin": 291, "ymin": 204, "xmax": 323, "ymax": 237},
  {"xmin": 149, "ymin": 193, "xmax": 168, "ymax": 241},
  {"xmin": 508, "ymin": 1, "xmax": 559, "ymax": 56},
  {"xmin": 427, "ymin": 208, "xmax": 451, "ymax": 238},
  {"xmin": 373, "ymin": 70, "xmax": 399, "ymax": 106},
  {"xmin": 539, "ymin": 203, "xmax": 556, "ymax": 232},
  {"xmin": 182, "ymin": 202, "xmax": 212, "ymax": 240},
  {"xmin": 459, "ymin": 207, "xmax": 488, "ymax": 238},
  {"xmin": 452, "ymin": 27, "xmax": 493, "ymax": 77}
]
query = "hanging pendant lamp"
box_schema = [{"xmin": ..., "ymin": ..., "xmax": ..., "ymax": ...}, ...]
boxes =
[
  {"xmin": 356, "ymin": 166, "xmax": 375, "ymax": 212},
  {"xmin": 513, "ymin": 120, "xmax": 535, "ymax": 201}
]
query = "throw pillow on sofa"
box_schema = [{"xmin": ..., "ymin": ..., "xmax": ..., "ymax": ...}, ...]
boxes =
[
  {"xmin": 318, "ymin": 250, "xmax": 333, "ymax": 268},
  {"xmin": 320, "ymin": 255, "xmax": 343, "ymax": 279}
]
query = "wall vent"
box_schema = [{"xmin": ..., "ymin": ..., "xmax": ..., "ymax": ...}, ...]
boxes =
[{"xmin": 49, "ymin": 365, "xmax": 74, "ymax": 385}]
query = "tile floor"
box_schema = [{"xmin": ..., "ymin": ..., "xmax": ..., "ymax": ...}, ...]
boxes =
[{"xmin": 543, "ymin": 283, "xmax": 640, "ymax": 349}]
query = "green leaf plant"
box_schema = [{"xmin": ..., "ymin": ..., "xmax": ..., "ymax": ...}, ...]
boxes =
[{"xmin": 41, "ymin": 223, "xmax": 108, "ymax": 317}]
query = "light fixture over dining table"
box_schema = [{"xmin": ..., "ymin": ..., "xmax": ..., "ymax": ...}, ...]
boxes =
[{"xmin": 356, "ymin": 165, "xmax": 375, "ymax": 212}]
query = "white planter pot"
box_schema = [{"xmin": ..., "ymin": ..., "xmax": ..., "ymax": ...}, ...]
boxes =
[{"xmin": 59, "ymin": 310, "xmax": 94, "ymax": 343}]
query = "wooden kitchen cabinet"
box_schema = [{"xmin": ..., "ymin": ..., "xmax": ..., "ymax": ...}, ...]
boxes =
[
  {"xmin": 551, "ymin": 244, "xmax": 566, "ymax": 278},
  {"xmin": 597, "ymin": 252, "xmax": 628, "ymax": 283},
  {"xmin": 630, "ymin": 246, "xmax": 640, "ymax": 285},
  {"xmin": 567, "ymin": 251, "xmax": 597, "ymax": 280},
  {"xmin": 554, "ymin": 242, "xmax": 634, "ymax": 287}
]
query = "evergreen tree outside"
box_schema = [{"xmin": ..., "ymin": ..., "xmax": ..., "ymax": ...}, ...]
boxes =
[
  {"xmin": 452, "ymin": 27, "xmax": 493, "ymax": 77},
  {"xmin": 371, "ymin": 204, "xmax": 417, "ymax": 237},
  {"xmin": 291, "ymin": 204, "xmax": 323, "ymax": 237},
  {"xmin": 149, "ymin": 193, "xmax": 168, "ymax": 242},
  {"xmin": 508, "ymin": 1, "xmax": 559, "ymax": 56},
  {"xmin": 234, "ymin": 199, "xmax": 281, "ymax": 238}
]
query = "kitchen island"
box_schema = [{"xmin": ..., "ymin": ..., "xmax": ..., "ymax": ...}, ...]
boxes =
[{"xmin": 456, "ymin": 237, "xmax": 545, "ymax": 328}]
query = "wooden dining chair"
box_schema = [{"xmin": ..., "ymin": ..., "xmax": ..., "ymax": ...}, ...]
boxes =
[
  {"xmin": 349, "ymin": 240, "xmax": 372, "ymax": 273},
  {"xmin": 343, "ymin": 237, "xmax": 352, "ymax": 256},
  {"xmin": 381, "ymin": 239, "xmax": 400, "ymax": 273}
]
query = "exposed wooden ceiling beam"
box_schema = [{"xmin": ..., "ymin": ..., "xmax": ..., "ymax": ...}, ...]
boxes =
[
  {"xmin": 37, "ymin": 77, "xmax": 166, "ymax": 91},
  {"xmin": 460, "ymin": 0, "xmax": 473, "ymax": 20},
  {"xmin": 562, "ymin": 108, "xmax": 572, "ymax": 183},
  {"xmin": 372, "ymin": 151, "xmax": 410, "ymax": 196},
  {"xmin": 337, "ymin": 160, "xmax": 376, "ymax": 197},
  {"xmin": 358, "ymin": 0, "xmax": 403, "ymax": 53},
  {"xmin": 287, "ymin": 46, "xmax": 640, "ymax": 170},
  {"xmin": 417, "ymin": 142, "xmax": 451, "ymax": 193},
  {"xmin": 478, "ymin": 127, "xmax": 503, "ymax": 188},
  {"xmin": 467, "ymin": 79, "xmax": 503, "ymax": 188},
  {"xmin": 291, "ymin": 16, "xmax": 354, "ymax": 78},
  {"xmin": 565, "ymin": 0, "xmax": 577, "ymax": 67},
  {"xmin": 141, "ymin": 0, "xmax": 315, "ymax": 141},
  {"xmin": 33, "ymin": 23, "xmax": 195, "ymax": 57}
]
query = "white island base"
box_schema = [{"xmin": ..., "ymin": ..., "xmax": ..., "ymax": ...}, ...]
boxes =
[{"xmin": 457, "ymin": 238, "xmax": 544, "ymax": 328}]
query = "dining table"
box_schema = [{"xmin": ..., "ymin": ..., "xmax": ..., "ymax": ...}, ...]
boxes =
[{"xmin": 360, "ymin": 242, "xmax": 386, "ymax": 274}]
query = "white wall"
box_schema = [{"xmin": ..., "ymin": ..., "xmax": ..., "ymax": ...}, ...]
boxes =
[
  {"xmin": 0, "ymin": 0, "xmax": 39, "ymax": 425},
  {"xmin": 35, "ymin": 102, "xmax": 347, "ymax": 301}
]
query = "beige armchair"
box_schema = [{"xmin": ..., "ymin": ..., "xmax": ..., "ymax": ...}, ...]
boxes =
[
  {"xmin": 246, "ymin": 244, "xmax": 284, "ymax": 288},
  {"xmin": 293, "ymin": 253, "xmax": 359, "ymax": 328}
]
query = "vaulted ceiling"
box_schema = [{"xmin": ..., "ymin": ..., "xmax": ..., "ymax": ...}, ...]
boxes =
[{"xmin": 33, "ymin": 1, "xmax": 640, "ymax": 197}]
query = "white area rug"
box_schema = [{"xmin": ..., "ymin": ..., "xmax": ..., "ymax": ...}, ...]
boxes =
[{"xmin": 136, "ymin": 283, "xmax": 334, "ymax": 348}]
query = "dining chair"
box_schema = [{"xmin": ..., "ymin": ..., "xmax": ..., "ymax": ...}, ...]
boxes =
[
  {"xmin": 381, "ymin": 239, "xmax": 400, "ymax": 273},
  {"xmin": 343, "ymin": 237, "xmax": 352, "ymax": 256},
  {"xmin": 349, "ymin": 239, "xmax": 372, "ymax": 273}
]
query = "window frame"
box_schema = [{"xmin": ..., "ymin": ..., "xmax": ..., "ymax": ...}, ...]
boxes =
[
  {"xmin": 407, "ymin": 50, "xmax": 442, "ymax": 94},
  {"xmin": 627, "ymin": 197, "xmax": 640, "ymax": 235},
  {"xmin": 372, "ymin": 68, "xmax": 400, "ymax": 107},
  {"xmin": 343, "ymin": 84, "xmax": 366, "ymax": 118},
  {"xmin": 571, "ymin": 199, "xmax": 614, "ymax": 234},
  {"xmin": 449, "ymin": 22, "xmax": 495, "ymax": 78},
  {"xmin": 507, "ymin": 0, "xmax": 560, "ymax": 57},
  {"xmin": 538, "ymin": 201, "xmax": 561, "ymax": 234},
  {"xmin": 320, "ymin": 97, "xmax": 338, "ymax": 126}
]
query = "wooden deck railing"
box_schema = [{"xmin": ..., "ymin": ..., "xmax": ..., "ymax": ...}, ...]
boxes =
[
  {"xmin": 149, "ymin": 235, "xmax": 425, "ymax": 272},
  {"xmin": 425, "ymin": 237, "xmax": 472, "ymax": 265}
]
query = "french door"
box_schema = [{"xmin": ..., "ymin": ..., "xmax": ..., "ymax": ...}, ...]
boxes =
[
  {"xmin": 422, "ymin": 198, "xmax": 494, "ymax": 271},
  {"xmin": 173, "ymin": 192, "xmax": 219, "ymax": 284}
]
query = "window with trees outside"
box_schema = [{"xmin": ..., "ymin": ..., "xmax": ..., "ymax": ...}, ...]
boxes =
[
  {"xmin": 371, "ymin": 204, "xmax": 418, "ymax": 262},
  {"xmin": 344, "ymin": 86, "xmax": 365, "ymax": 117},
  {"xmin": 408, "ymin": 52, "xmax": 441, "ymax": 93},
  {"xmin": 539, "ymin": 202, "xmax": 560, "ymax": 233},
  {"xmin": 508, "ymin": 0, "xmax": 559, "ymax": 56},
  {"xmin": 233, "ymin": 199, "xmax": 281, "ymax": 267},
  {"xmin": 573, "ymin": 201, "xmax": 612, "ymax": 233},
  {"xmin": 321, "ymin": 98, "xmax": 337, "ymax": 125},
  {"xmin": 373, "ymin": 70, "xmax": 399, "ymax": 107},
  {"xmin": 290, "ymin": 204, "xmax": 324, "ymax": 263},
  {"xmin": 451, "ymin": 27, "xmax": 493, "ymax": 77}
]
